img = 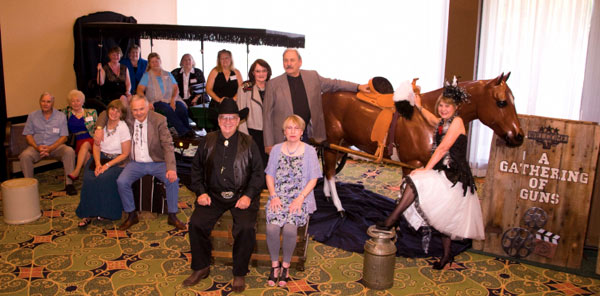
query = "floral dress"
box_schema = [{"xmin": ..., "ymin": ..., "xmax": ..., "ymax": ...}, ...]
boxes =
[{"xmin": 266, "ymin": 153, "xmax": 309, "ymax": 227}]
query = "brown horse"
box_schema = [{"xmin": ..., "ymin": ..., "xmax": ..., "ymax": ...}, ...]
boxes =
[{"xmin": 321, "ymin": 73, "xmax": 524, "ymax": 215}]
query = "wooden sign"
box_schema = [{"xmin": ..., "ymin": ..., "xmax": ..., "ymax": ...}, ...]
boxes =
[{"xmin": 475, "ymin": 115, "xmax": 600, "ymax": 269}]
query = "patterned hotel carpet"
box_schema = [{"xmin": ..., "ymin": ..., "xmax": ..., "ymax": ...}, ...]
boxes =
[{"xmin": 0, "ymin": 159, "xmax": 599, "ymax": 295}]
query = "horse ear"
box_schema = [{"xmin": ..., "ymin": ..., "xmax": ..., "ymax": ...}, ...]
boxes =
[
  {"xmin": 504, "ymin": 72, "xmax": 511, "ymax": 82},
  {"xmin": 496, "ymin": 72, "xmax": 504, "ymax": 85}
]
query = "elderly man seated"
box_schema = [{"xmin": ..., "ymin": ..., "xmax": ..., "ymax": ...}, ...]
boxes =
[
  {"xmin": 19, "ymin": 92, "xmax": 76, "ymax": 195},
  {"xmin": 95, "ymin": 94, "xmax": 186, "ymax": 231}
]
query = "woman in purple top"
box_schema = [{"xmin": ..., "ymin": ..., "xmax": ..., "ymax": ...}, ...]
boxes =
[{"xmin": 264, "ymin": 115, "xmax": 321, "ymax": 287}]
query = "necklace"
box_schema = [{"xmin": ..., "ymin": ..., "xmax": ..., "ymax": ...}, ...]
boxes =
[
  {"xmin": 72, "ymin": 109, "xmax": 84, "ymax": 118},
  {"xmin": 106, "ymin": 123, "xmax": 118, "ymax": 137},
  {"xmin": 286, "ymin": 142, "xmax": 301, "ymax": 155}
]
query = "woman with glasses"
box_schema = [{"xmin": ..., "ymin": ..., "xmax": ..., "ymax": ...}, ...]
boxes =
[
  {"xmin": 237, "ymin": 59, "xmax": 271, "ymax": 166},
  {"xmin": 264, "ymin": 115, "xmax": 321, "ymax": 287}
]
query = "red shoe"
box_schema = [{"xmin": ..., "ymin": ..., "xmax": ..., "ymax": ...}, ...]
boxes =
[{"xmin": 67, "ymin": 174, "xmax": 79, "ymax": 181}]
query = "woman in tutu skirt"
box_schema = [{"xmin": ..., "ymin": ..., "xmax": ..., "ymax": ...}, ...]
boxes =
[{"xmin": 378, "ymin": 78, "xmax": 484, "ymax": 269}]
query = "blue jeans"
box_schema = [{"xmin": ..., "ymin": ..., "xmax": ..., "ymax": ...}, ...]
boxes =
[
  {"xmin": 117, "ymin": 161, "xmax": 179, "ymax": 214},
  {"xmin": 154, "ymin": 101, "xmax": 191, "ymax": 135}
]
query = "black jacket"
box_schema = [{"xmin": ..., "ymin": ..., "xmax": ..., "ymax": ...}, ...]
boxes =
[
  {"xmin": 190, "ymin": 131, "xmax": 264, "ymax": 207},
  {"xmin": 171, "ymin": 67, "xmax": 209, "ymax": 105}
]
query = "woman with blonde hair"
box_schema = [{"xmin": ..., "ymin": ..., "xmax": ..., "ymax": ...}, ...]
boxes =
[
  {"xmin": 206, "ymin": 49, "xmax": 243, "ymax": 105},
  {"xmin": 377, "ymin": 79, "xmax": 484, "ymax": 270},
  {"xmin": 264, "ymin": 115, "xmax": 321, "ymax": 287},
  {"xmin": 64, "ymin": 90, "xmax": 97, "ymax": 181},
  {"xmin": 137, "ymin": 52, "xmax": 195, "ymax": 138}
]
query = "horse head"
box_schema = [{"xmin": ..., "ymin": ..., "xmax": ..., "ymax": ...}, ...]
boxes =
[{"xmin": 463, "ymin": 72, "xmax": 524, "ymax": 147}]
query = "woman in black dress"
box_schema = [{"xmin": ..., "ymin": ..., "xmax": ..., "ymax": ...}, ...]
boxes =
[
  {"xmin": 206, "ymin": 50, "xmax": 243, "ymax": 127},
  {"xmin": 377, "ymin": 79, "xmax": 484, "ymax": 270},
  {"xmin": 97, "ymin": 46, "xmax": 131, "ymax": 106}
]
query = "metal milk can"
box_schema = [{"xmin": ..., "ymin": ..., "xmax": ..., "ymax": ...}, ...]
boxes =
[{"xmin": 362, "ymin": 225, "xmax": 397, "ymax": 290}]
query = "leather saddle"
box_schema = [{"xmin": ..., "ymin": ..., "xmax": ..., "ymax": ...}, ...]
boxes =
[{"xmin": 356, "ymin": 77, "xmax": 397, "ymax": 162}]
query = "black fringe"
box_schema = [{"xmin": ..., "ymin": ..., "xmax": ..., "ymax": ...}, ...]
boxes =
[{"xmin": 83, "ymin": 22, "xmax": 305, "ymax": 48}]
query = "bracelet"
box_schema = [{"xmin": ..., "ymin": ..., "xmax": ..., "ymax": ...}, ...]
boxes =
[
  {"xmin": 416, "ymin": 105, "xmax": 423, "ymax": 112},
  {"xmin": 104, "ymin": 163, "xmax": 111, "ymax": 168},
  {"xmin": 269, "ymin": 194, "xmax": 277, "ymax": 199}
]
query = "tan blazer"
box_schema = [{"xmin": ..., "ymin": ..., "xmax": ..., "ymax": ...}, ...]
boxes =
[
  {"xmin": 96, "ymin": 110, "xmax": 176, "ymax": 172},
  {"xmin": 237, "ymin": 84, "xmax": 263, "ymax": 135},
  {"xmin": 262, "ymin": 69, "xmax": 358, "ymax": 147}
]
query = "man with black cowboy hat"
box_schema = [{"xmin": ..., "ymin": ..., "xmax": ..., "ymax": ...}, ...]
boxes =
[{"xmin": 184, "ymin": 97, "xmax": 265, "ymax": 292}]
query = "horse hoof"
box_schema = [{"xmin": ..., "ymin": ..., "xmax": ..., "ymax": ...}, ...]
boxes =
[{"xmin": 338, "ymin": 210, "xmax": 346, "ymax": 219}]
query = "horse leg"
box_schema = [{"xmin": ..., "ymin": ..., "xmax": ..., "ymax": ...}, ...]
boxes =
[
  {"xmin": 323, "ymin": 175, "xmax": 331, "ymax": 197},
  {"xmin": 323, "ymin": 148, "xmax": 346, "ymax": 218},
  {"xmin": 326, "ymin": 176, "xmax": 346, "ymax": 218}
]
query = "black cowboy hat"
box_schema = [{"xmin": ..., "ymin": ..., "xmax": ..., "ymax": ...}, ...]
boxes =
[{"xmin": 218, "ymin": 97, "xmax": 249, "ymax": 120}]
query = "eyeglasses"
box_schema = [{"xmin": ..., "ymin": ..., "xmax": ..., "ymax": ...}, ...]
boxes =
[
  {"xmin": 218, "ymin": 115, "xmax": 239, "ymax": 122},
  {"xmin": 285, "ymin": 126, "xmax": 302, "ymax": 131}
]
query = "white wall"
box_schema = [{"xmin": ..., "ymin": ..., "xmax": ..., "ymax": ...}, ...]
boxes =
[{"xmin": 177, "ymin": 0, "xmax": 449, "ymax": 91}]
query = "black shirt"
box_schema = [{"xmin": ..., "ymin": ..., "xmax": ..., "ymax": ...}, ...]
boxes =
[
  {"xmin": 190, "ymin": 131, "xmax": 265, "ymax": 204},
  {"xmin": 287, "ymin": 74, "xmax": 311, "ymax": 128}
]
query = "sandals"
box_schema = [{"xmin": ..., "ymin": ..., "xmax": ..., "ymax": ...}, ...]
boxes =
[
  {"xmin": 78, "ymin": 218, "xmax": 91, "ymax": 228},
  {"xmin": 267, "ymin": 263, "xmax": 280, "ymax": 287},
  {"xmin": 278, "ymin": 266, "xmax": 290, "ymax": 287}
]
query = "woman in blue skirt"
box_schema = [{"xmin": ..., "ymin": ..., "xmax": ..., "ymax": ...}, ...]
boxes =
[{"xmin": 76, "ymin": 99, "xmax": 131, "ymax": 227}]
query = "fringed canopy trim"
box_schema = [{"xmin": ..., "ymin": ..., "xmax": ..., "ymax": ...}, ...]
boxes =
[{"xmin": 83, "ymin": 22, "xmax": 305, "ymax": 48}]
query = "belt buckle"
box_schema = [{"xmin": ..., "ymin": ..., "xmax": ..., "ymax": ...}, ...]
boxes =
[{"xmin": 221, "ymin": 191, "xmax": 234, "ymax": 199}]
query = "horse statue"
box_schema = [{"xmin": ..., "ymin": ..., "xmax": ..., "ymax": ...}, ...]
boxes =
[{"xmin": 321, "ymin": 73, "xmax": 524, "ymax": 216}]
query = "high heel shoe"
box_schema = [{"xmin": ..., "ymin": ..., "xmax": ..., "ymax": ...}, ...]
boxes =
[
  {"xmin": 278, "ymin": 266, "xmax": 290, "ymax": 287},
  {"xmin": 67, "ymin": 174, "xmax": 79, "ymax": 181},
  {"xmin": 267, "ymin": 263, "xmax": 280, "ymax": 287},
  {"xmin": 432, "ymin": 256, "xmax": 454, "ymax": 270}
]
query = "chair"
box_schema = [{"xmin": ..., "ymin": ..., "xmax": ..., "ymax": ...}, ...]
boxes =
[{"xmin": 4, "ymin": 122, "xmax": 28, "ymax": 179}]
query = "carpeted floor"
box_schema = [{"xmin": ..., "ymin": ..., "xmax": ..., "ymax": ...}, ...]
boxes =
[{"xmin": 0, "ymin": 159, "xmax": 599, "ymax": 295}]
